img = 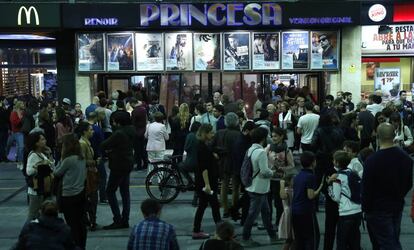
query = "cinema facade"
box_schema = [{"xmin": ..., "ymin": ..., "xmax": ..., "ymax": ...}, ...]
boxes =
[{"xmin": 2, "ymin": 1, "xmax": 404, "ymax": 118}]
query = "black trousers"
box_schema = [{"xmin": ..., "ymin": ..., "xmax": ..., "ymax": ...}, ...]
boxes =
[
  {"xmin": 61, "ymin": 191, "xmax": 87, "ymax": 249},
  {"xmin": 193, "ymin": 189, "xmax": 221, "ymax": 232},
  {"xmin": 268, "ymin": 180, "xmax": 283, "ymax": 226},
  {"xmin": 324, "ymin": 198, "xmax": 339, "ymax": 250},
  {"xmin": 336, "ymin": 213, "xmax": 362, "ymax": 250},
  {"xmin": 86, "ymin": 190, "xmax": 98, "ymax": 225},
  {"xmin": 292, "ymin": 212, "xmax": 320, "ymax": 250},
  {"xmin": 301, "ymin": 143, "xmax": 314, "ymax": 152},
  {"xmin": 134, "ymin": 136, "xmax": 148, "ymax": 169}
]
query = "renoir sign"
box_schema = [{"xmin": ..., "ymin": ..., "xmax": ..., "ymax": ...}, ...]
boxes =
[{"xmin": 0, "ymin": 4, "xmax": 60, "ymax": 28}]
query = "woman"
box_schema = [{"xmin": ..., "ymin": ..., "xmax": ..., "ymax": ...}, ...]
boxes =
[
  {"xmin": 340, "ymin": 113, "xmax": 359, "ymax": 141},
  {"xmin": 9, "ymin": 101, "xmax": 25, "ymax": 169},
  {"xmin": 38, "ymin": 107, "xmax": 56, "ymax": 153},
  {"xmin": 25, "ymin": 131, "xmax": 54, "ymax": 221},
  {"xmin": 77, "ymin": 121, "xmax": 99, "ymax": 231},
  {"xmin": 278, "ymin": 102, "xmax": 294, "ymax": 149},
  {"xmin": 54, "ymin": 107, "xmax": 73, "ymax": 160},
  {"xmin": 390, "ymin": 112, "xmax": 413, "ymax": 149},
  {"xmin": 170, "ymin": 103, "xmax": 190, "ymax": 159},
  {"xmin": 193, "ymin": 124, "xmax": 221, "ymax": 239},
  {"xmin": 54, "ymin": 133, "xmax": 87, "ymax": 249},
  {"xmin": 267, "ymin": 127, "xmax": 295, "ymax": 228},
  {"xmin": 145, "ymin": 111, "xmax": 169, "ymax": 175},
  {"xmin": 190, "ymin": 103, "xmax": 205, "ymax": 131}
]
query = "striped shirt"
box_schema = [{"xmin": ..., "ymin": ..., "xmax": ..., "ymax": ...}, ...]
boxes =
[{"xmin": 127, "ymin": 216, "xmax": 179, "ymax": 250}]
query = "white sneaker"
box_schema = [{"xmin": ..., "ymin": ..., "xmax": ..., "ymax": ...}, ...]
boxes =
[{"xmin": 16, "ymin": 162, "xmax": 23, "ymax": 170}]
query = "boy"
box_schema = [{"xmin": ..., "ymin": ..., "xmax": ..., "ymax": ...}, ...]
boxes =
[
  {"xmin": 291, "ymin": 151, "xmax": 323, "ymax": 250},
  {"xmin": 328, "ymin": 150, "xmax": 362, "ymax": 250},
  {"xmin": 343, "ymin": 141, "xmax": 363, "ymax": 178}
]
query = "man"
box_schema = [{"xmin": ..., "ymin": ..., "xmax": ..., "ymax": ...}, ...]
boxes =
[
  {"xmin": 358, "ymin": 102, "xmax": 375, "ymax": 149},
  {"xmin": 62, "ymin": 98, "xmax": 74, "ymax": 117},
  {"xmin": 367, "ymin": 95, "xmax": 383, "ymax": 116},
  {"xmin": 213, "ymin": 91, "xmax": 222, "ymax": 106},
  {"xmin": 398, "ymin": 90, "xmax": 413, "ymax": 127},
  {"xmin": 86, "ymin": 96, "xmax": 100, "ymax": 118},
  {"xmin": 362, "ymin": 123, "xmax": 413, "ymax": 249},
  {"xmin": 131, "ymin": 98, "xmax": 148, "ymax": 170},
  {"xmin": 213, "ymin": 104, "xmax": 225, "ymax": 131},
  {"xmin": 97, "ymin": 98, "xmax": 113, "ymax": 139},
  {"xmin": 101, "ymin": 112, "xmax": 137, "ymax": 230},
  {"xmin": 342, "ymin": 92, "xmax": 354, "ymax": 113},
  {"xmin": 110, "ymin": 100, "xmax": 130, "ymax": 127},
  {"xmin": 127, "ymin": 199, "xmax": 179, "ymax": 250},
  {"xmin": 201, "ymin": 100, "xmax": 217, "ymax": 132},
  {"xmin": 14, "ymin": 200, "xmax": 76, "ymax": 249},
  {"xmin": 297, "ymin": 102, "xmax": 320, "ymax": 152},
  {"xmin": 241, "ymin": 127, "xmax": 277, "ymax": 247},
  {"xmin": 320, "ymin": 95, "xmax": 335, "ymax": 116}
]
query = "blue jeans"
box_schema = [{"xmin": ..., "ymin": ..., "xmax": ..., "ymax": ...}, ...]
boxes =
[
  {"xmin": 366, "ymin": 211, "xmax": 402, "ymax": 250},
  {"xmin": 106, "ymin": 171, "xmax": 131, "ymax": 224},
  {"xmin": 8, "ymin": 132, "xmax": 24, "ymax": 162},
  {"xmin": 242, "ymin": 192, "xmax": 276, "ymax": 240}
]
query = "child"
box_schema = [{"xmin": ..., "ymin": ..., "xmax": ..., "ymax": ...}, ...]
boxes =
[
  {"xmin": 291, "ymin": 151, "xmax": 323, "ymax": 250},
  {"xmin": 200, "ymin": 221, "xmax": 243, "ymax": 250},
  {"xmin": 343, "ymin": 140, "xmax": 363, "ymax": 178},
  {"xmin": 328, "ymin": 150, "xmax": 362, "ymax": 250},
  {"xmin": 279, "ymin": 174, "xmax": 295, "ymax": 250}
]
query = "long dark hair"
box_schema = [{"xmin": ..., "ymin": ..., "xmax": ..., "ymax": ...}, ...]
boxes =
[
  {"xmin": 25, "ymin": 132, "xmax": 45, "ymax": 153},
  {"xmin": 61, "ymin": 133, "xmax": 83, "ymax": 160}
]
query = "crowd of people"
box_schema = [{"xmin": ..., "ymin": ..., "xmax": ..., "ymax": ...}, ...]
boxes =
[{"xmin": 1, "ymin": 83, "xmax": 414, "ymax": 250}]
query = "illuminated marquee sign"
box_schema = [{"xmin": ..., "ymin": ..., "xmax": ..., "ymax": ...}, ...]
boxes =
[
  {"xmin": 139, "ymin": 3, "xmax": 282, "ymax": 27},
  {"xmin": 84, "ymin": 18, "xmax": 118, "ymax": 26}
]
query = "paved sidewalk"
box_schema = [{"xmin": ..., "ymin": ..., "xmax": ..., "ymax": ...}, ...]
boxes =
[{"xmin": 1, "ymin": 162, "xmax": 413, "ymax": 249}]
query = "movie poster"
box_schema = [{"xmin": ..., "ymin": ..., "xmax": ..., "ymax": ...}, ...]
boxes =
[
  {"xmin": 193, "ymin": 33, "xmax": 221, "ymax": 71},
  {"xmin": 311, "ymin": 31, "xmax": 339, "ymax": 69},
  {"xmin": 106, "ymin": 33, "xmax": 134, "ymax": 71},
  {"xmin": 374, "ymin": 68, "xmax": 401, "ymax": 99},
  {"xmin": 282, "ymin": 31, "xmax": 309, "ymax": 69},
  {"xmin": 252, "ymin": 32, "xmax": 280, "ymax": 70},
  {"xmin": 77, "ymin": 33, "xmax": 104, "ymax": 71},
  {"xmin": 223, "ymin": 32, "xmax": 250, "ymax": 70},
  {"xmin": 165, "ymin": 33, "xmax": 193, "ymax": 71},
  {"xmin": 362, "ymin": 25, "xmax": 414, "ymax": 55},
  {"xmin": 135, "ymin": 33, "xmax": 164, "ymax": 71}
]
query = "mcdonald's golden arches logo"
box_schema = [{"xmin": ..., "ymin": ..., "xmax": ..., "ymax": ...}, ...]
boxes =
[{"xmin": 17, "ymin": 6, "xmax": 39, "ymax": 26}]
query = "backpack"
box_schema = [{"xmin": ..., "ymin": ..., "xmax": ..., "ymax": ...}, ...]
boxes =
[
  {"xmin": 339, "ymin": 169, "xmax": 362, "ymax": 204},
  {"xmin": 240, "ymin": 148, "xmax": 259, "ymax": 188}
]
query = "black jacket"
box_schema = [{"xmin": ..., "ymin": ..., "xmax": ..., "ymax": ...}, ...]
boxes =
[
  {"xmin": 231, "ymin": 134, "xmax": 252, "ymax": 176},
  {"xmin": 13, "ymin": 216, "xmax": 77, "ymax": 250},
  {"xmin": 213, "ymin": 127, "xmax": 241, "ymax": 176},
  {"xmin": 101, "ymin": 125, "xmax": 137, "ymax": 173}
]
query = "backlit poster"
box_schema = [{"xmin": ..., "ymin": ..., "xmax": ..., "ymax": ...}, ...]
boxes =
[
  {"xmin": 223, "ymin": 32, "xmax": 250, "ymax": 70},
  {"xmin": 106, "ymin": 33, "xmax": 134, "ymax": 71},
  {"xmin": 311, "ymin": 31, "xmax": 339, "ymax": 69},
  {"xmin": 135, "ymin": 33, "xmax": 164, "ymax": 71},
  {"xmin": 374, "ymin": 68, "xmax": 401, "ymax": 100},
  {"xmin": 165, "ymin": 33, "xmax": 193, "ymax": 71},
  {"xmin": 193, "ymin": 33, "xmax": 221, "ymax": 71},
  {"xmin": 77, "ymin": 33, "xmax": 104, "ymax": 71},
  {"xmin": 252, "ymin": 32, "xmax": 280, "ymax": 70},
  {"xmin": 282, "ymin": 31, "xmax": 309, "ymax": 69}
]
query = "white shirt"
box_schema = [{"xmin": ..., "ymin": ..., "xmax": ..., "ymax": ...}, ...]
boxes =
[
  {"xmin": 245, "ymin": 144, "xmax": 274, "ymax": 194},
  {"xmin": 348, "ymin": 158, "xmax": 363, "ymax": 178},
  {"xmin": 26, "ymin": 152, "xmax": 52, "ymax": 196},
  {"xmin": 145, "ymin": 122, "xmax": 169, "ymax": 151},
  {"xmin": 297, "ymin": 113, "xmax": 320, "ymax": 144},
  {"xmin": 367, "ymin": 103, "xmax": 383, "ymax": 116}
]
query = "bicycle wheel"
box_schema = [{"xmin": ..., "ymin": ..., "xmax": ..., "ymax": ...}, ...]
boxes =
[{"xmin": 145, "ymin": 167, "xmax": 180, "ymax": 204}]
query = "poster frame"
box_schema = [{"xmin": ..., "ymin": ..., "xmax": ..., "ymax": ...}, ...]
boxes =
[
  {"xmin": 164, "ymin": 32, "xmax": 194, "ymax": 72},
  {"xmin": 281, "ymin": 30, "xmax": 310, "ymax": 70},
  {"xmin": 222, "ymin": 31, "xmax": 251, "ymax": 71},
  {"xmin": 106, "ymin": 32, "xmax": 136, "ymax": 72},
  {"xmin": 135, "ymin": 32, "xmax": 164, "ymax": 72},
  {"xmin": 251, "ymin": 31, "xmax": 281, "ymax": 71},
  {"xmin": 310, "ymin": 30, "xmax": 340, "ymax": 70},
  {"xmin": 193, "ymin": 32, "xmax": 222, "ymax": 72},
  {"xmin": 76, "ymin": 32, "xmax": 106, "ymax": 73}
]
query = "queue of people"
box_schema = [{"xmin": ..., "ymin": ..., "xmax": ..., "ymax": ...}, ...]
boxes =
[{"xmin": 3, "ymin": 85, "xmax": 414, "ymax": 250}]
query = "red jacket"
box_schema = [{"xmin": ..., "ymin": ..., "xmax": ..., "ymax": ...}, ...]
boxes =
[{"xmin": 10, "ymin": 111, "xmax": 22, "ymax": 132}]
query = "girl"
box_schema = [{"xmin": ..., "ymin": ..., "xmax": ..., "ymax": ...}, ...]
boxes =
[
  {"xmin": 25, "ymin": 131, "xmax": 54, "ymax": 221},
  {"xmin": 390, "ymin": 112, "xmax": 413, "ymax": 149},
  {"xmin": 192, "ymin": 124, "xmax": 221, "ymax": 239},
  {"xmin": 54, "ymin": 133, "xmax": 87, "ymax": 249},
  {"xmin": 279, "ymin": 174, "xmax": 295, "ymax": 250}
]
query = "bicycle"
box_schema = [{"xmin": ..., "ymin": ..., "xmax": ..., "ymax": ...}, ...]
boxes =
[{"xmin": 145, "ymin": 155, "xmax": 194, "ymax": 204}]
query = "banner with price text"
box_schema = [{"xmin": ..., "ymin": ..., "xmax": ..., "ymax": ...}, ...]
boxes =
[{"xmin": 374, "ymin": 67, "xmax": 401, "ymax": 99}]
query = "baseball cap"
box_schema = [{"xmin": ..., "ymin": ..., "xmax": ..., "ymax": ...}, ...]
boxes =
[{"xmin": 62, "ymin": 98, "xmax": 71, "ymax": 105}]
